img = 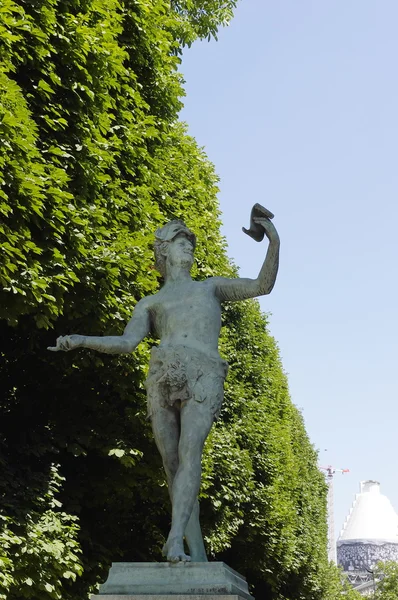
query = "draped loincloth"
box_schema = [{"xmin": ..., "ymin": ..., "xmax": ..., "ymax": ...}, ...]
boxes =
[{"xmin": 145, "ymin": 345, "xmax": 228, "ymax": 421}]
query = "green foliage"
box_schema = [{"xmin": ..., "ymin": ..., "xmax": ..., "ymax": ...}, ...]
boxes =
[
  {"xmin": 375, "ymin": 561, "xmax": 398, "ymax": 600},
  {"xmin": 0, "ymin": 0, "xmax": 344, "ymax": 598},
  {"xmin": 0, "ymin": 464, "xmax": 82, "ymax": 600},
  {"xmin": 171, "ymin": 0, "xmax": 238, "ymax": 43},
  {"xmin": 318, "ymin": 564, "xmax": 362, "ymax": 600}
]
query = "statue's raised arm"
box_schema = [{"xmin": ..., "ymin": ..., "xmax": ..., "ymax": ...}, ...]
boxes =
[{"xmin": 212, "ymin": 203, "xmax": 280, "ymax": 303}]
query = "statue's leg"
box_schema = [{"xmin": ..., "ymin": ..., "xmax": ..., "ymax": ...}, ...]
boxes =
[
  {"xmin": 151, "ymin": 406, "xmax": 180, "ymax": 488},
  {"xmin": 163, "ymin": 400, "xmax": 214, "ymax": 563},
  {"xmin": 185, "ymin": 499, "xmax": 207, "ymax": 562},
  {"xmin": 151, "ymin": 404, "xmax": 207, "ymax": 562},
  {"xmin": 183, "ymin": 365, "xmax": 225, "ymax": 562},
  {"xmin": 151, "ymin": 405, "xmax": 191, "ymax": 562}
]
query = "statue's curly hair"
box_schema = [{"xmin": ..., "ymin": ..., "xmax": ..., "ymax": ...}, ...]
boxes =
[{"xmin": 154, "ymin": 239, "xmax": 170, "ymax": 278}]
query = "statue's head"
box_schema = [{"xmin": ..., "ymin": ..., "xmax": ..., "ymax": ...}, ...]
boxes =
[{"xmin": 154, "ymin": 220, "xmax": 196, "ymax": 277}]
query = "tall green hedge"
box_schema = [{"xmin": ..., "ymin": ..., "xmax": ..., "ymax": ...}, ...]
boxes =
[{"xmin": 1, "ymin": 1, "xmax": 340, "ymax": 598}]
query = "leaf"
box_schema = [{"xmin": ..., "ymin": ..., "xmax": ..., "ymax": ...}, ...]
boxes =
[{"xmin": 108, "ymin": 449, "xmax": 125, "ymax": 458}]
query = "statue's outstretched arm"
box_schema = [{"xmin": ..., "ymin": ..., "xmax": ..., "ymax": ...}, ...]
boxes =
[
  {"xmin": 213, "ymin": 205, "xmax": 280, "ymax": 302},
  {"xmin": 48, "ymin": 297, "xmax": 151, "ymax": 354}
]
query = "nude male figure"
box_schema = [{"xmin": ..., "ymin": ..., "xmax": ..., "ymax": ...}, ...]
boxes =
[{"xmin": 48, "ymin": 205, "xmax": 280, "ymax": 563}]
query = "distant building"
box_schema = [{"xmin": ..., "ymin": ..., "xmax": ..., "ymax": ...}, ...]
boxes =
[{"xmin": 337, "ymin": 480, "xmax": 398, "ymax": 595}]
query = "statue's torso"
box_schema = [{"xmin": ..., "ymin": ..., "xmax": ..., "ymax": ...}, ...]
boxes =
[{"xmin": 148, "ymin": 279, "xmax": 221, "ymax": 358}]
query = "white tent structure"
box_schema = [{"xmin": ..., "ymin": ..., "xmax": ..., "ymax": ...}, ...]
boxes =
[{"xmin": 337, "ymin": 480, "xmax": 398, "ymax": 591}]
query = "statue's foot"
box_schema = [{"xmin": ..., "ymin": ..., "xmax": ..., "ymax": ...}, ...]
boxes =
[{"xmin": 162, "ymin": 536, "xmax": 191, "ymax": 563}]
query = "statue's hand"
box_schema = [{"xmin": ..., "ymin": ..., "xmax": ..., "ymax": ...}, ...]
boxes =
[
  {"xmin": 243, "ymin": 204, "xmax": 279, "ymax": 242},
  {"xmin": 47, "ymin": 335, "xmax": 84, "ymax": 352},
  {"xmin": 253, "ymin": 217, "xmax": 279, "ymax": 243}
]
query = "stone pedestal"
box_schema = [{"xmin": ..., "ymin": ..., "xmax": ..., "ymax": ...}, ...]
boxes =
[
  {"xmin": 93, "ymin": 562, "xmax": 253, "ymax": 599},
  {"xmin": 95, "ymin": 597, "xmax": 246, "ymax": 600}
]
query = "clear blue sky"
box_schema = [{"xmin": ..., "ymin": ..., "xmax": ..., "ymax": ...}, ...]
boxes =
[{"xmin": 180, "ymin": 0, "xmax": 398, "ymax": 542}]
